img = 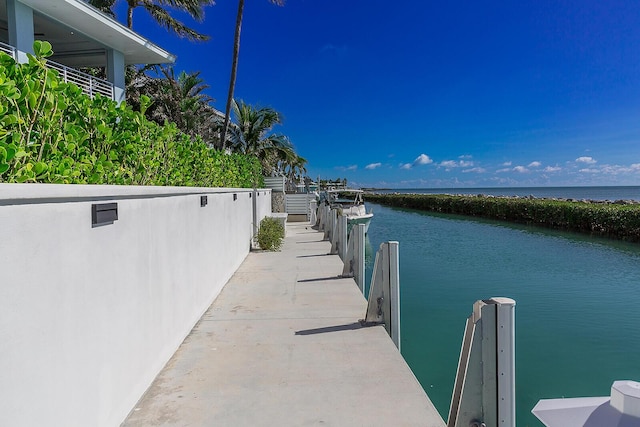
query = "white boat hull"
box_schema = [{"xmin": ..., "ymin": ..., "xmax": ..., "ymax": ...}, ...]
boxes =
[{"xmin": 347, "ymin": 213, "xmax": 373, "ymax": 234}]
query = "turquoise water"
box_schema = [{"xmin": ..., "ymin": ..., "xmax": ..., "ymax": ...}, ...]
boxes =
[
  {"xmin": 364, "ymin": 203, "xmax": 640, "ymax": 426},
  {"xmin": 377, "ymin": 186, "xmax": 640, "ymax": 201}
]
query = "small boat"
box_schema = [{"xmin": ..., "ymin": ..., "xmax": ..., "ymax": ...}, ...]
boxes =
[{"xmin": 327, "ymin": 189, "xmax": 373, "ymax": 234}]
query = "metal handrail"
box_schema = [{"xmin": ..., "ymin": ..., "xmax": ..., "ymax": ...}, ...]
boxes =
[
  {"xmin": 0, "ymin": 42, "xmax": 114, "ymax": 100},
  {"xmin": 46, "ymin": 60, "xmax": 114, "ymax": 100},
  {"xmin": 0, "ymin": 41, "xmax": 17, "ymax": 59}
]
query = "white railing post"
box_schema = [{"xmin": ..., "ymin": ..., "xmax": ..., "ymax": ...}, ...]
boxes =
[
  {"xmin": 318, "ymin": 203, "xmax": 325, "ymax": 231},
  {"xmin": 324, "ymin": 207, "xmax": 336, "ymax": 241},
  {"xmin": 447, "ymin": 297, "xmax": 516, "ymax": 427},
  {"xmin": 363, "ymin": 241, "xmax": 401, "ymax": 350},
  {"xmin": 330, "ymin": 212, "xmax": 346, "ymax": 258},
  {"xmin": 309, "ymin": 199, "xmax": 318, "ymax": 225},
  {"xmin": 496, "ymin": 298, "xmax": 516, "ymax": 426},
  {"xmin": 341, "ymin": 223, "xmax": 365, "ymax": 293}
]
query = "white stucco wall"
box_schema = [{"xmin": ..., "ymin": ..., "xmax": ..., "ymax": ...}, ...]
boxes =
[
  {"xmin": 0, "ymin": 183, "xmax": 271, "ymax": 427},
  {"xmin": 255, "ymin": 189, "xmax": 274, "ymax": 224}
]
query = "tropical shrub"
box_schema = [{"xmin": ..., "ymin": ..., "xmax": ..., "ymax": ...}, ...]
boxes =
[
  {"xmin": 256, "ymin": 217, "xmax": 285, "ymax": 251},
  {"xmin": 0, "ymin": 41, "xmax": 263, "ymax": 188},
  {"xmin": 365, "ymin": 193, "xmax": 640, "ymax": 242}
]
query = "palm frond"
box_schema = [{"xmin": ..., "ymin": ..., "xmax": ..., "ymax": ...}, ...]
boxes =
[{"xmin": 141, "ymin": 1, "xmax": 210, "ymax": 40}]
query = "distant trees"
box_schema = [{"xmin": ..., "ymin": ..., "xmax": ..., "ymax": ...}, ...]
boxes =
[
  {"xmin": 127, "ymin": 66, "xmax": 217, "ymax": 141},
  {"xmin": 226, "ymin": 99, "xmax": 306, "ymax": 177},
  {"xmin": 319, "ymin": 179, "xmax": 348, "ymax": 190}
]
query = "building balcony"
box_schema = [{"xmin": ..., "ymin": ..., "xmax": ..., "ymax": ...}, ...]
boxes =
[{"xmin": 0, "ymin": 40, "xmax": 114, "ymax": 100}]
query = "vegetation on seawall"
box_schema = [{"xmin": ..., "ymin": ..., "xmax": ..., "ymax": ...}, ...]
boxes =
[
  {"xmin": 0, "ymin": 42, "xmax": 263, "ymax": 188},
  {"xmin": 364, "ymin": 193, "xmax": 640, "ymax": 242}
]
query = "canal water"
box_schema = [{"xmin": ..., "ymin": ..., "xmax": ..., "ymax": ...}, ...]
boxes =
[{"xmin": 364, "ymin": 202, "xmax": 640, "ymax": 427}]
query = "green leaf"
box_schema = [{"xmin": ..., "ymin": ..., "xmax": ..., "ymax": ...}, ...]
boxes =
[
  {"xmin": 34, "ymin": 161, "xmax": 48, "ymax": 175},
  {"xmin": 0, "ymin": 163, "xmax": 9, "ymax": 174},
  {"xmin": 33, "ymin": 40, "xmax": 53, "ymax": 58}
]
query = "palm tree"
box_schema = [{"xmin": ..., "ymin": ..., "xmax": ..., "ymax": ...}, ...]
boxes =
[
  {"xmin": 126, "ymin": 66, "xmax": 217, "ymax": 141},
  {"xmin": 220, "ymin": 0, "xmax": 285, "ymax": 149},
  {"xmin": 227, "ymin": 99, "xmax": 303, "ymax": 175},
  {"xmin": 89, "ymin": 0, "xmax": 214, "ymax": 41}
]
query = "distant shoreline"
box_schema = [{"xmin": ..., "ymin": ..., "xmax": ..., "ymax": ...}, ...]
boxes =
[
  {"xmin": 364, "ymin": 193, "xmax": 640, "ymax": 242},
  {"xmin": 360, "ymin": 185, "xmax": 640, "ymax": 202}
]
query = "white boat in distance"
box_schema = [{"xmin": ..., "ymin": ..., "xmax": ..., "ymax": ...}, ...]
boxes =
[{"xmin": 326, "ymin": 189, "xmax": 373, "ymax": 234}]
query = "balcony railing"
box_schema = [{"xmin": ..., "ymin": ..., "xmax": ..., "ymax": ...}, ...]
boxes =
[
  {"xmin": 45, "ymin": 61, "xmax": 114, "ymax": 99},
  {"xmin": 0, "ymin": 41, "xmax": 17, "ymax": 58},
  {"xmin": 0, "ymin": 41, "xmax": 115, "ymax": 100}
]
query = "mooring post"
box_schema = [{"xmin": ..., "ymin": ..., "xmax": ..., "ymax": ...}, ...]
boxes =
[
  {"xmin": 324, "ymin": 207, "xmax": 336, "ymax": 241},
  {"xmin": 319, "ymin": 204, "xmax": 328, "ymax": 231},
  {"xmin": 447, "ymin": 297, "xmax": 516, "ymax": 427},
  {"xmin": 342, "ymin": 223, "xmax": 366, "ymax": 293},
  {"xmin": 363, "ymin": 241, "xmax": 401, "ymax": 350},
  {"xmin": 309, "ymin": 199, "xmax": 318, "ymax": 225},
  {"xmin": 330, "ymin": 212, "xmax": 346, "ymax": 257}
]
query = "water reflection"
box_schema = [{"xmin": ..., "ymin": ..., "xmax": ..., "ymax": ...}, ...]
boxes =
[{"xmin": 363, "ymin": 202, "xmax": 640, "ymax": 427}]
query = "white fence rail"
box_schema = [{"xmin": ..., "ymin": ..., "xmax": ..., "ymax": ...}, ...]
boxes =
[
  {"xmin": 0, "ymin": 41, "xmax": 114, "ymax": 100},
  {"xmin": 46, "ymin": 60, "xmax": 114, "ymax": 99},
  {"xmin": 285, "ymin": 193, "xmax": 311, "ymax": 217},
  {"xmin": 0, "ymin": 41, "xmax": 17, "ymax": 58}
]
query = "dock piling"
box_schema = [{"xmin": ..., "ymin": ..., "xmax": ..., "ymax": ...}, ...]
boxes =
[
  {"xmin": 447, "ymin": 297, "xmax": 516, "ymax": 427},
  {"xmin": 341, "ymin": 223, "xmax": 366, "ymax": 292},
  {"xmin": 363, "ymin": 241, "xmax": 401, "ymax": 350}
]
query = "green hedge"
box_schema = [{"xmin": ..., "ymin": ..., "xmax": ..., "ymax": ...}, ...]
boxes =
[
  {"xmin": 0, "ymin": 41, "xmax": 263, "ymax": 188},
  {"xmin": 365, "ymin": 193, "xmax": 640, "ymax": 242}
]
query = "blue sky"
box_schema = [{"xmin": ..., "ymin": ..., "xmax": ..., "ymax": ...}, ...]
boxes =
[{"xmin": 123, "ymin": 0, "xmax": 640, "ymax": 188}]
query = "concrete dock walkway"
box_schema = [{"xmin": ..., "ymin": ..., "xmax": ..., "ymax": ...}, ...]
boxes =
[{"xmin": 123, "ymin": 223, "xmax": 446, "ymax": 426}]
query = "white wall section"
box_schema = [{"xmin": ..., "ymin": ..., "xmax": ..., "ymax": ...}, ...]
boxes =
[{"xmin": 0, "ymin": 183, "xmax": 271, "ymax": 427}]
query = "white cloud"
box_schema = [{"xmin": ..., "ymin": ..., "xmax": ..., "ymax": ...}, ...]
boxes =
[
  {"xmin": 459, "ymin": 155, "xmax": 473, "ymax": 159},
  {"xmin": 440, "ymin": 160, "xmax": 458, "ymax": 168},
  {"xmin": 496, "ymin": 168, "xmax": 511, "ymax": 173},
  {"xmin": 544, "ymin": 166, "xmax": 562, "ymax": 172},
  {"xmin": 579, "ymin": 168, "xmax": 599, "ymax": 173},
  {"xmin": 336, "ymin": 165, "xmax": 357, "ymax": 171},
  {"xmin": 400, "ymin": 154, "xmax": 434, "ymax": 170},
  {"xmin": 463, "ymin": 167, "xmax": 486, "ymax": 173},
  {"xmin": 502, "ymin": 161, "xmax": 512, "ymax": 166},
  {"xmin": 513, "ymin": 166, "xmax": 529, "ymax": 173},
  {"xmin": 414, "ymin": 154, "xmax": 433, "ymax": 166},
  {"xmin": 528, "ymin": 161, "xmax": 542, "ymax": 168},
  {"xmin": 576, "ymin": 156, "xmax": 597, "ymax": 164},
  {"xmin": 365, "ymin": 162, "xmax": 382, "ymax": 170},
  {"xmin": 440, "ymin": 159, "xmax": 474, "ymax": 169}
]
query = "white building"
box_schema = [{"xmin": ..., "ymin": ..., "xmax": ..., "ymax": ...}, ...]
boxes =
[{"xmin": 0, "ymin": 0, "xmax": 176, "ymax": 102}]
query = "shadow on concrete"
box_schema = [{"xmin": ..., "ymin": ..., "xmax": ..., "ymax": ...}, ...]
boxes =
[
  {"xmin": 296, "ymin": 240, "xmax": 326, "ymax": 244},
  {"xmin": 296, "ymin": 253, "xmax": 332, "ymax": 258},
  {"xmin": 297, "ymin": 276, "xmax": 345, "ymax": 283},
  {"xmin": 295, "ymin": 322, "xmax": 363, "ymax": 335}
]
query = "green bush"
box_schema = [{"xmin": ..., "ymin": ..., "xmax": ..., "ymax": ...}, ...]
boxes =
[
  {"xmin": 0, "ymin": 41, "xmax": 264, "ymax": 188},
  {"xmin": 257, "ymin": 217, "xmax": 285, "ymax": 251}
]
